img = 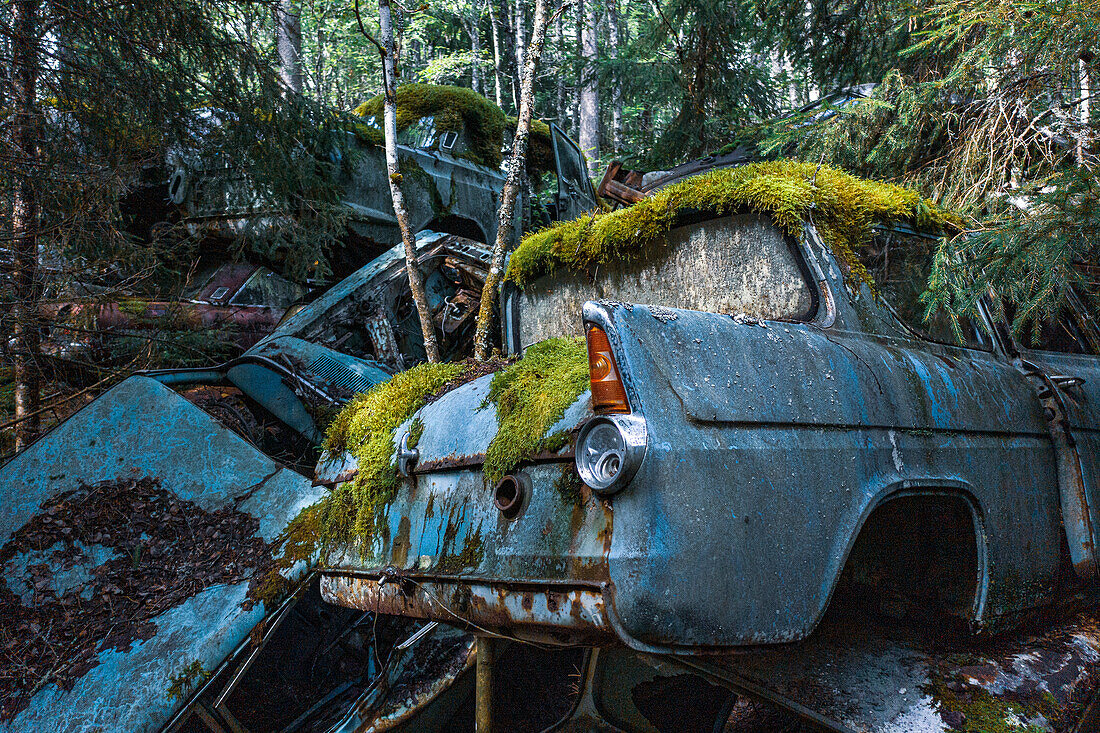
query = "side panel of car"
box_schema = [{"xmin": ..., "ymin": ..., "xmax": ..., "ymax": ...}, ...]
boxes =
[
  {"xmin": 341, "ymin": 142, "xmax": 511, "ymax": 247},
  {"xmin": 589, "ymin": 295, "xmax": 1062, "ymax": 648}
]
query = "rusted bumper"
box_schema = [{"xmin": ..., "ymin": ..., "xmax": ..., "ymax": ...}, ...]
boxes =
[{"xmin": 320, "ymin": 571, "xmax": 615, "ymax": 646}]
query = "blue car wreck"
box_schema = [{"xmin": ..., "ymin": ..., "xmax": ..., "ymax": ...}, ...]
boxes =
[
  {"xmin": 315, "ymin": 161, "xmax": 1100, "ymax": 731},
  {"xmin": 0, "ymin": 232, "xmax": 494, "ymax": 732}
]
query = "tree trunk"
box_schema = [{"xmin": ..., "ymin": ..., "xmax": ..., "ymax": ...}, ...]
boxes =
[
  {"xmin": 579, "ymin": 0, "xmax": 599, "ymax": 176},
  {"xmin": 474, "ymin": 0, "xmax": 554, "ymax": 361},
  {"xmin": 513, "ymin": 0, "xmax": 525, "ymax": 109},
  {"xmin": 469, "ymin": 9, "xmax": 483, "ymax": 96},
  {"xmin": 607, "ymin": 0, "xmax": 622, "ymax": 152},
  {"xmin": 11, "ymin": 0, "xmax": 41, "ymax": 450},
  {"xmin": 572, "ymin": 0, "xmax": 582, "ymax": 139},
  {"xmin": 488, "ymin": 0, "xmax": 504, "ymax": 108},
  {"xmin": 499, "ymin": 0, "xmax": 517, "ymax": 112},
  {"xmin": 276, "ymin": 0, "xmax": 302, "ymax": 94},
  {"xmin": 378, "ymin": 0, "xmax": 441, "ymax": 363},
  {"xmin": 316, "ymin": 24, "xmax": 327, "ymax": 101},
  {"xmin": 555, "ymin": 10, "xmax": 565, "ymax": 128}
]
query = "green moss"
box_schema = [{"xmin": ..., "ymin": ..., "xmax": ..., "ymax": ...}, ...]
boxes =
[
  {"xmin": 250, "ymin": 501, "xmax": 323, "ymax": 608},
  {"xmin": 407, "ymin": 417, "xmax": 425, "ymax": 449},
  {"xmin": 505, "ymin": 115, "xmax": 555, "ymax": 175},
  {"xmin": 354, "ymin": 83, "xmax": 507, "ymax": 169},
  {"xmin": 925, "ymin": 669, "xmax": 1050, "ymax": 733},
  {"xmin": 554, "ymin": 465, "xmax": 585, "ymax": 506},
  {"xmin": 434, "ymin": 530, "xmax": 485, "ymax": 574},
  {"xmin": 166, "ymin": 660, "xmax": 211, "ymax": 702},
  {"xmin": 505, "ymin": 159, "xmax": 960, "ymax": 293},
  {"xmin": 352, "ymin": 84, "xmax": 554, "ymax": 174},
  {"xmin": 320, "ymin": 361, "xmax": 467, "ymax": 547},
  {"xmin": 481, "ymin": 337, "xmax": 590, "ymax": 483}
]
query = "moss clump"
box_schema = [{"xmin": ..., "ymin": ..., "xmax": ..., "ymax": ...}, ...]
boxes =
[
  {"xmin": 352, "ymin": 83, "xmax": 555, "ymax": 174},
  {"xmin": 407, "ymin": 417, "xmax": 425, "ymax": 449},
  {"xmin": 505, "ymin": 159, "xmax": 960, "ymax": 293},
  {"xmin": 320, "ymin": 361, "xmax": 467, "ymax": 546},
  {"xmin": 925, "ymin": 669, "xmax": 1051, "ymax": 733},
  {"xmin": 506, "ymin": 115, "xmax": 555, "ymax": 174},
  {"xmin": 554, "ymin": 465, "xmax": 585, "ymax": 506},
  {"xmin": 354, "ymin": 83, "xmax": 507, "ymax": 169},
  {"xmin": 481, "ymin": 337, "xmax": 589, "ymax": 483},
  {"xmin": 434, "ymin": 531, "xmax": 485, "ymax": 574}
]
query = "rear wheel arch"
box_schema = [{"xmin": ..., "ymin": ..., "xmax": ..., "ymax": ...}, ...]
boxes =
[{"xmin": 823, "ymin": 481, "xmax": 990, "ymax": 629}]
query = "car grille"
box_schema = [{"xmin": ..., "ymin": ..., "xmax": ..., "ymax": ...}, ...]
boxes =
[{"xmin": 308, "ymin": 353, "xmax": 378, "ymax": 395}]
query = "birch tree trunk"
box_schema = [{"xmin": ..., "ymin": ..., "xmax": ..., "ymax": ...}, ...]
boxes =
[
  {"xmin": 555, "ymin": 11, "xmax": 566, "ymax": 128},
  {"xmin": 11, "ymin": 0, "xmax": 41, "ymax": 450},
  {"xmin": 572, "ymin": 0, "xmax": 582, "ymax": 139},
  {"xmin": 579, "ymin": 0, "xmax": 599, "ymax": 176},
  {"xmin": 316, "ymin": 24, "xmax": 327, "ymax": 101},
  {"xmin": 276, "ymin": 0, "xmax": 302, "ymax": 94},
  {"xmin": 607, "ymin": 0, "xmax": 622, "ymax": 152},
  {"xmin": 379, "ymin": 0, "xmax": 441, "ymax": 363},
  {"xmin": 473, "ymin": 0, "xmax": 555, "ymax": 361},
  {"xmin": 512, "ymin": 0, "xmax": 525, "ymax": 76},
  {"xmin": 468, "ymin": 6, "xmax": 483, "ymax": 96},
  {"xmin": 499, "ymin": 0, "xmax": 518, "ymax": 111},
  {"xmin": 488, "ymin": 0, "xmax": 504, "ymax": 108}
]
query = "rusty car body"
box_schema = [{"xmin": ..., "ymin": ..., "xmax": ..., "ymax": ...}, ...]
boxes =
[
  {"xmin": 170, "ymin": 87, "xmax": 598, "ymax": 265},
  {"xmin": 317, "ymin": 168, "xmax": 1100, "ymax": 730},
  {"xmin": 0, "ymin": 232, "xmax": 495, "ymax": 732},
  {"xmin": 43, "ymin": 263, "xmax": 312, "ymax": 362}
]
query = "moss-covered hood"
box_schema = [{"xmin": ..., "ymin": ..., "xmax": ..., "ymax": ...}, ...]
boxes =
[
  {"xmin": 352, "ymin": 83, "xmax": 554, "ymax": 173},
  {"xmin": 505, "ymin": 159, "xmax": 962, "ymax": 292}
]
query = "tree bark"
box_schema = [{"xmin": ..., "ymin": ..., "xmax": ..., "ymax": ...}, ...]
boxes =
[
  {"xmin": 276, "ymin": 0, "xmax": 302, "ymax": 94},
  {"xmin": 572, "ymin": 0, "xmax": 582, "ymax": 139},
  {"xmin": 579, "ymin": 0, "xmax": 599, "ymax": 175},
  {"xmin": 378, "ymin": 0, "xmax": 441, "ymax": 363},
  {"xmin": 607, "ymin": 0, "xmax": 622, "ymax": 152},
  {"xmin": 468, "ymin": 6, "xmax": 484, "ymax": 96},
  {"xmin": 474, "ymin": 0, "xmax": 555, "ymax": 361},
  {"xmin": 555, "ymin": 10, "xmax": 566, "ymax": 128},
  {"xmin": 499, "ymin": 0, "xmax": 518, "ymax": 111},
  {"xmin": 11, "ymin": 0, "xmax": 41, "ymax": 450},
  {"xmin": 512, "ymin": 0, "xmax": 525, "ymax": 79},
  {"xmin": 488, "ymin": 0, "xmax": 504, "ymax": 108},
  {"xmin": 316, "ymin": 24, "xmax": 327, "ymax": 101}
]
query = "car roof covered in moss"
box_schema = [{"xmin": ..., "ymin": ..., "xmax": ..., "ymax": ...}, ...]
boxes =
[
  {"xmin": 352, "ymin": 83, "xmax": 554, "ymax": 172},
  {"xmin": 505, "ymin": 159, "xmax": 961, "ymax": 292}
]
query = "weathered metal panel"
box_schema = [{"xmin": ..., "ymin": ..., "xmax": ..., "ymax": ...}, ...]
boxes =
[
  {"xmin": 516, "ymin": 214, "xmax": 813, "ymax": 347},
  {"xmin": 321, "ymin": 575, "xmax": 611, "ymax": 645},
  {"xmin": 596, "ymin": 300, "xmax": 1062, "ymax": 648},
  {"xmin": 0, "ymin": 376, "xmax": 322, "ymax": 732}
]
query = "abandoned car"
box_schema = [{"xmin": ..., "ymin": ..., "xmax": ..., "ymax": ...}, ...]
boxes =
[
  {"xmin": 43, "ymin": 262, "xmax": 313, "ymax": 366},
  {"xmin": 171, "ymin": 84, "xmax": 598, "ymax": 271},
  {"xmin": 312, "ymin": 160, "xmax": 1100, "ymax": 730},
  {"xmin": 0, "ymin": 232, "xmax": 495, "ymax": 732}
]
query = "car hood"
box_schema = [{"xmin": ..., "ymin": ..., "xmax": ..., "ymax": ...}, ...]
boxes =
[{"xmin": 315, "ymin": 373, "xmax": 593, "ymax": 484}]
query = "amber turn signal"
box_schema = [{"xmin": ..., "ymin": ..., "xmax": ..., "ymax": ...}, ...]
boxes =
[{"xmin": 586, "ymin": 325, "xmax": 630, "ymax": 414}]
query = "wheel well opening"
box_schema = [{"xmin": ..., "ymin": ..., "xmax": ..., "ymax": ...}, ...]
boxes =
[{"xmin": 830, "ymin": 493, "xmax": 981, "ymax": 627}]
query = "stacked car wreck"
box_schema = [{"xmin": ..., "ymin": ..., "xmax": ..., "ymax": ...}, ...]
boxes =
[
  {"xmin": 314, "ymin": 160, "xmax": 1100, "ymax": 731},
  {"xmin": 9, "ymin": 148, "xmax": 1100, "ymax": 732}
]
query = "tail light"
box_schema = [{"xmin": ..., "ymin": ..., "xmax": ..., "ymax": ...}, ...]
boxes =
[{"xmin": 586, "ymin": 325, "xmax": 630, "ymax": 414}]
